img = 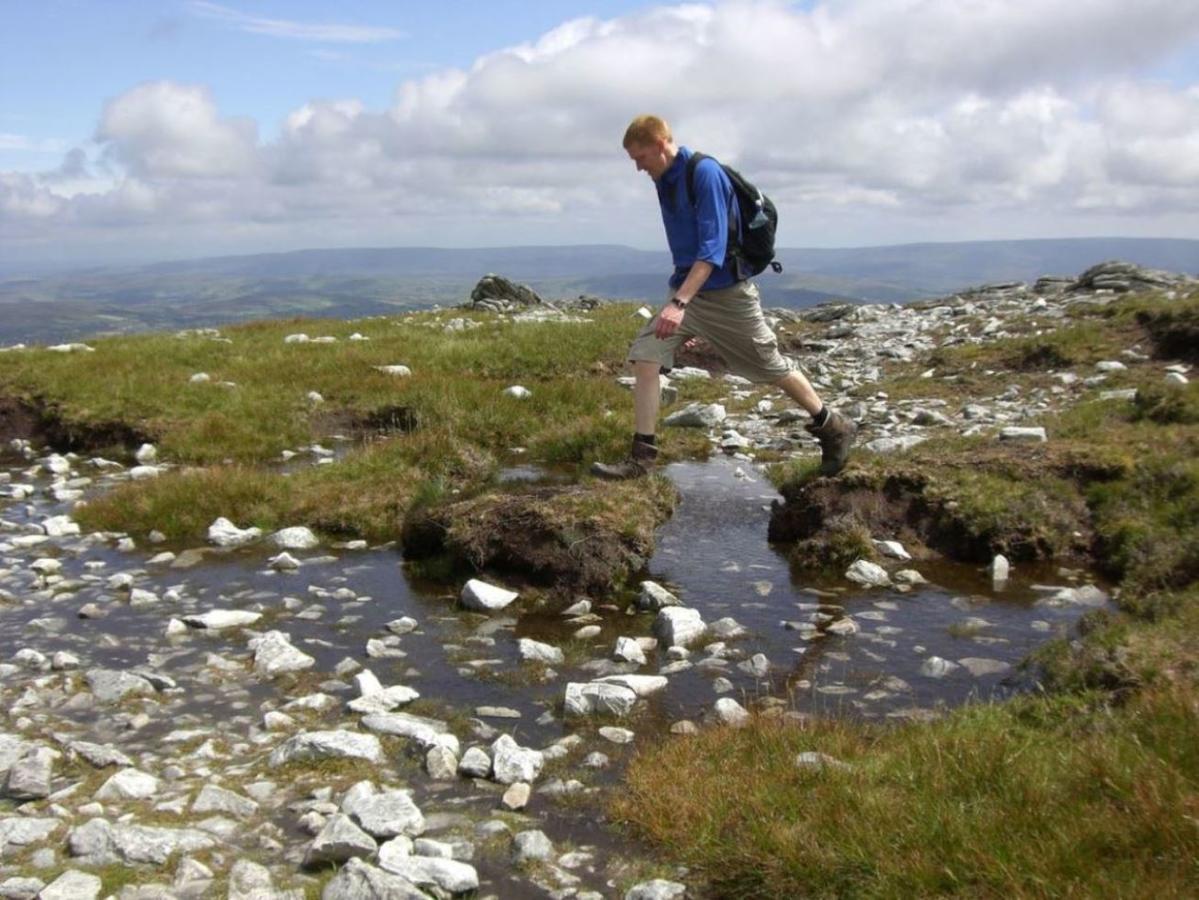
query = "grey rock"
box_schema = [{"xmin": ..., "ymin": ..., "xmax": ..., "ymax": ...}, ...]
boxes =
[
  {"xmin": 652, "ymin": 607, "xmax": 706, "ymax": 648},
  {"xmin": 95, "ymin": 768, "xmax": 159, "ymax": 801},
  {"xmin": 490, "ymin": 734, "xmax": 544, "ymax": 784},
  {"xmin": 637, "ymin": 580, "xmax": 680, "ymax": 611},
  {"xmin": 845, "ymin": 559, "xmax": 891, "ymax": 587},
  {"xmin": 512, "ymin": 829, "xmax": 554, "ymax": 863},
  {"xmin": 85, "ymin": 668, "xmax": 155, "ymax": 703},
  {"xmin": 0, "ymin": 817, "xmax": 60, "ymax": 852},
  {"xmin": 795, "ymin": 751, "xmax": 853, "ymax": 772},
  {"xmin": 207, "ymin": 517, "xmax": 262, "ymax": 547},
  {"xmin": 192, "ymin": 784, "xmax": 258, "ymax": 819},
  {"xmin": 250, "ymin": 631, "xmax": 316, "ymax": 676},
  {"xmin": 425, "ymin": 746, "xmax": 458, "ymax": 780},
  {"xmin": 713, "ymin": 698, "xmax": 751, "ymax": 728},
  {"xmin": 344, "ymin": 790, "xmax": 425, "ymax": 838},
  {"xmin": 304, "ymin": 814, "xmax": 377, "ymax": 867},
  {"xmin": 563, "ymin": 682, "xmax": 638, "ymax": 718},
  {"xmin": 270, "ymin": 526, "xmax": 319, "ymax": 550},
  {"xmin": 4, "ymin": 747, "xmax": 56, "ymax": 800},
  {"xmin": 919, "ymin": 656, "xmax": 960, "ymax": 678},
  {"xmin": 624, "ymin": 879, "xmax": 688, "ymax": 900},
  {"xmin": 501, "ymin": 782, "xmax": 530, "ymax": 810},
  {"xmin": 360, "ymin": 712, "xmax": 452, "ymax": 750},
  {"xmin": 998, "ymin": 426, "xmax": 1047, "ymax": 443},
  {"xmin": 268, "ymin": 731, "xmax": 384, "ymax": 767},
  {"xmin": 67, "ymin": 819, "xmax": 216, "ymax": 865},
  {"xmin": 863, "ymin": 435, "xmax": 927, "ymax": 453},
  {"xmin": 663, "ymin": 402, "xmax": 726, "ymax": 428},
  {"xmin": 377, "ymin": 855, "xmax": 479, "ymax": 895},
  {"xmin": 36, "ymin": 871, "xmax": 101, "ymax": 900},
  {"xmin": 320, "ymin": 858, "xmax": 425, "ymax": 900},
  {"xmin": 517, "ymin": 638, "xmax": 564, "ymax": 665},
  {"xmin": 594, "ymin": 674, "xmax": 668, "ymax": 697},
  {"xmin": 457, "ymin": 747, "xmax": 491, "ymax": 779},
  {"xmin": 957, "ymin": 658, "xmax": 1013, "ymax": 677},
  {"xmin": 182, "ymin": 610, "xmax": 262, "ymax": 630},
  {"xmin": 0, "ymin": 877, "xmax": 44, "ymax": 900},
  {"xmin": 460, "ymin": 578, "xmax": 518, "ymax": 612}
]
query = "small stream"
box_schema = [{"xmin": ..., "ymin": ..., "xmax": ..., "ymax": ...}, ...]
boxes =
[{"xmin": 0, "ymin": 447, "xmax": 1106, "ymax": 894}]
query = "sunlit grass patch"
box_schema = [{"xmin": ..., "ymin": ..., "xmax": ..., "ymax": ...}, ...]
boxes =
[{"xmin": 614, "ymin": 680, "xmax": 1199, "ymax": 898}]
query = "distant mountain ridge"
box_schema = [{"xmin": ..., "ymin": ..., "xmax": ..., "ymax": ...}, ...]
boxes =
[{"xmin": 1, "ymin": 238, "xmax": 1195, "ymax": 345}]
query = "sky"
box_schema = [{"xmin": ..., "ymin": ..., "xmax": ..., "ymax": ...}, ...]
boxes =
[{"xmin": 1, "ymin": 0, "xmax": 1198, "ymax": 271}]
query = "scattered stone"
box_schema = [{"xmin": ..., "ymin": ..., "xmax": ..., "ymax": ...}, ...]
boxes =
[
  {"xmin": 512, "ymin": 829, "xmax": 554, "ymax": 863},
  {"xmin": 181, "ymin": 610, "xmax": 262, "ymax": 630},
  {"xmin": 625, "ymin": 878, "xmax": 688, "ymax": 900},
  {"xmin": 271, "ymin": 526, "xmax": 319, "ymax": 549},
  {"xmin": 95, "ymin": 768, "xmax": 159, "ymax": 801},
  {"xmin": 563, "ymin": 682, "xmax": 638, "ymax": 718},
  {"xmin": 250, "ymin": 630, "xmax": 316, "ymax": 676},
  {"xmin": 663, "ymin": 402, "xmax": 726, "ymax": 428},
  {"xmin": 304, "ymin": 813, "xmax": 378, "ymax": 867},
  {"xmin": 501, "ymin": 782, "xmax": 530, "ymax": 810},
  {"xmin": 873, "ymin": 540, "xmax": 911, "ymax": 560},
  {"xmin": 652, "ymin": 607, "xmax": 706, "ymax": 647},
  {"xmin": 460, "ymin": 578, "xmax": 518, "ymax": 612},
  {"xmin": 268, "ymin": 731, "xmax": 384, "ymax": 767},
  {"xmin": 845, "ymin": 559, "xmax": 891, "ymax": 587},
  {"xmin": 35, "ymin": 871, "xmax": 101, "ymax": 900},
  {"xmin": 713, "ymin": 697, "xmax": 751, "ymax": 728},
  {"xmin": 518, "ymin": 638, "xmax": 564, "ymax": 665},
  {"xmin": 207, "ymin": 517, "xmax": 262, "ymax": 547},
  {"xmin": 490, "ymin": 734, "xmax": 544, "ymax": 785},
  {"xmin": 795, "ymin": 751, "xmax": 853, "ymax": 772},
  {"xmin": 919, "ymin": 656, "xmax": 960, "ymax": 678},
  {"xmin": 999, "ymin": 426, "xmax": 1047, "ymax": 443},
  {"xmin": 637, "ymin": 580, "xmax": 680, "ymax": 611}
]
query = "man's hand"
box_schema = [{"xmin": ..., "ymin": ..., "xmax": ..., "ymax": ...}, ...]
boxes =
[{"xmin": 654, "ymin": 301, "xmax": 685, "ymax": 339}]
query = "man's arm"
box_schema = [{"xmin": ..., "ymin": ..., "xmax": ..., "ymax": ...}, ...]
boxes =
[{"xmin": 654, "ymin": 260, "xmax": 712, "ymax": 339}]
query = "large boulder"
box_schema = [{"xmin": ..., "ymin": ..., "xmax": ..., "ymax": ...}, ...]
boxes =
[{"xmin": 470, "ymin": 274, "xmax": 542, "ymax": 310}]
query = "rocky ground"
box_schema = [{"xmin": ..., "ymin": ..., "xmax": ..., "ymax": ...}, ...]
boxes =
[{"xmin": 0, "ymin": 260, "xmax": 1194, "ymax": 900}]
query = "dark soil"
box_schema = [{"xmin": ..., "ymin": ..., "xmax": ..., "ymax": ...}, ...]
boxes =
[
  {"xmin": 402, "ymin": 480, "xmax": 677, "ymax": 595},
  {"xmin": 769, "ymin": 446, "xmax": 1103, "ymax": 566},
  {"xmin": 0, "ymin": 395, "xmax": 153, "ymax": 457}
]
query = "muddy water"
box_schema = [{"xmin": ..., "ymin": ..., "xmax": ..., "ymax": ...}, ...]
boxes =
[{"xmin": 0, "ymin": 449, "xmax": 1104, "ymax": 892}]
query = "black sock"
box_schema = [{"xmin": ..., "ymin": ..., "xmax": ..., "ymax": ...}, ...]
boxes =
[
  {"xmin": 634, "ymin": 432, "xmax": 657, "ymax": 446},
  {"xmin": 811, "ymin": 406, "xmax": 829, "ymax": 428}
]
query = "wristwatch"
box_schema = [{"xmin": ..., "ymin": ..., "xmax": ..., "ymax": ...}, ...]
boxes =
[{"xmin": 669, "ymin": 296, "xmax": 689, "ymax": 309}]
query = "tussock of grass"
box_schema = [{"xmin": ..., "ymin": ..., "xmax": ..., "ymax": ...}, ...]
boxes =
[{"xmin": 614, "ymin": 681, "xmax": 1199, "ymax": 897}]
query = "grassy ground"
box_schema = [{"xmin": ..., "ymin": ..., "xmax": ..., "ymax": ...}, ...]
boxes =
[
  {"xmin": 615, "ymin": 290, "xmax": 1199, "ymax": 897},
  {"xmin": 0, "ymin": 306, "xmax": 714, "ymax": 546}
]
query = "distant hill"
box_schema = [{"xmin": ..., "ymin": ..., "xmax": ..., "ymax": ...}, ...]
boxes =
[{"xmin": 1, "ymin": 238, "xmax": 1195, "ymax": 345}]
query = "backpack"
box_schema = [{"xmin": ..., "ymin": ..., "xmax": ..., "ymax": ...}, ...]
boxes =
[{"xmin": 685, "ymin": 151, "xmax": 782, "ymax": 278}]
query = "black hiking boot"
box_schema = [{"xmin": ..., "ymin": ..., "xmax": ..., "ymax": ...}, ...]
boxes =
[
  {"xmin": 590, "ymin": 436, "xmax": 658, "ymax": 480},
  {"xmin": 804, "ymin": 410, "xmax": 857, "ymax": 476}
]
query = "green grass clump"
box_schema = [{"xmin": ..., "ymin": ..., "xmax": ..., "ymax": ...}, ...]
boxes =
[{"xmin": 614, "ymin": 680, "xmax": 1199, "ymax": 898}]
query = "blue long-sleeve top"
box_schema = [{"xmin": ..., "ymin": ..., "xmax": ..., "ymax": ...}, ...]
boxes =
[{"xmin": 656, "ymin": 145, "xmax": 740, "ymax": 291}]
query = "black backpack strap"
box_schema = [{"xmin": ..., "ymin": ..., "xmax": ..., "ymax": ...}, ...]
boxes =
[{"xmin": 683, "ymin": 152, "xmax": 708, "ymax": 208}]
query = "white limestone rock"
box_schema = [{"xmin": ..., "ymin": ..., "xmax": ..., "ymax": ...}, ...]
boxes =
[
  {"xmin": 36, "ymin": 871, "xmax": 102, "ymax": 900},
  {"xmin": 563, "ymin": 682, "xmax": 638, "ymax": 718},
  {"xmin": 182, "ymin": 609, "xmax": 262, "ymax": 629},
  {"xmin": 378, "ymin": 854, "xmax": 479, "ymax": 896},
  {"xmin": 919, "ymin": 656, "xmax": 960, "ymax": 678},
  {"xmin": 268, "ymin": 731, "xmax": 384, "ymax": 767},
  {"xmin": 490, "ymin": 734, "xmax": 544, "ymax": 785},
  {"xmin": 304, "ymin": 813, "xmax": 378, "ymax": 867},
  {"xmin": 652, "ymin": 607, "xmax": 706, "ymax": 648},
  {"xmin": 270, "ymin": 526, "xmax": 320, "ymax": 550},
  {"xmin": 594, "ymin": 674, "xmax": 669, "ymax": 697},
  {"xmin": 457, "ymin": 747, "xmax": 492, "ymax": 779},
  {"xmin": 343, "ymin": 789, "xmax": 426, "ymax": 838},
  {"xmin": 637, "ymin": 580, "xmax": 680, "ymax": 611},
  {"xmin": 999, "ymin": 426, "xmax": 1047, "ymax": 443},
  {"xmin": 663, "ymin": 402, "xmax": 726, "ymax": 428},
  {"xmin": 460, "ymin": 578, "xmax": 519, "ymax": 612},
  {"xmin": 845, "ymin": 559, "xmax": 891, "ymax": 587},
  {"xmin": 321, "ymin": 858, "xmax": 426, "ymax": 900},
  {"xmin": 207, "ymin": 517, "xmax": 262, "ymax": 547},
  {"xmin": 517, "ymin": 638, "xmax": 564, "ymax": 665},
  {"xmin": 66, "ymin": 819, "xmax": 216, "ymax": 865},
  {"xmin": 95, "ymin": 768, "xmax": 160, "ymax": 801},
  {"xmin": 713, "ymin": 697, "xmax": 751, "ymax": 728},
  {"xmin": 250, "ymin": 630, "xmax": 316, "ymax": 676}
]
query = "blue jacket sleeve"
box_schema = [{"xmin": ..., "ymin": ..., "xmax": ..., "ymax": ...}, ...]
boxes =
[{"xmin": 691, "ymin": 159, "xmax": 730, "ymax": 268}]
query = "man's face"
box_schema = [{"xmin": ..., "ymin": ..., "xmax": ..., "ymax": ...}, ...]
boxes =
[{"xmin": 627, "ymin": 139, "xmax": 671, "ymax": 181}]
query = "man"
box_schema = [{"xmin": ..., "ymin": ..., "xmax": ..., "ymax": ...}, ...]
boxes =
[{"xmin": 591, "ymin": 114, "xmax": 856, "ymax": 480}]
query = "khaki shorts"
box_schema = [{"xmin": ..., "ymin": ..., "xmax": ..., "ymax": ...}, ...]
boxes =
[{"xmin": 627, "ymin": 280, "xmax": 793, "ymax": 384}]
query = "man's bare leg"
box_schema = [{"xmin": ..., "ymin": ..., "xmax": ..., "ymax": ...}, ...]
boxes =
[
  {"xmin": 774, "ymin": 369, "xmax": 823, "ymax": 415},
  {"xmin": 633, "ymin": 359, "xmax": 662, "ymax": 436},
  {"xmin": 590, "ymin": 360, "xmax": 663, "ymax": 479}
]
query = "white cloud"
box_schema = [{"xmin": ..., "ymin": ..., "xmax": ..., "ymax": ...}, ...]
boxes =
[
  {"xmin": 189, "ymin": 2, "xmax": 405, "ymax": 43},
  {"xmin": 3, "ymin": 0, "xmax": 1198, "ymax": 262}
]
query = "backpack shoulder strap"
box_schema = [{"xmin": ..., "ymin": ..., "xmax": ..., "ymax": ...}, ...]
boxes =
[{"xmin": 684, "ymin": 151, "xmax": 710, "ymax": 208}]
